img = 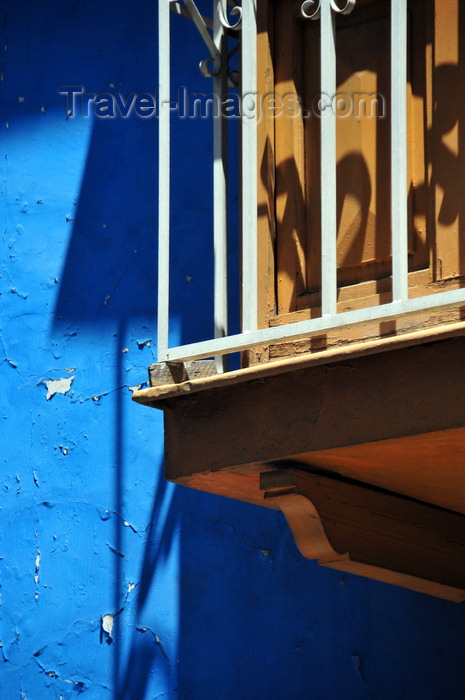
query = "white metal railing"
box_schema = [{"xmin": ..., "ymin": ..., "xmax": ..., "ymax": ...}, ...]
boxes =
[
  {"xmin": 158, "ymin": 0, "xmax": 465, "ymax": 366},
  {"xmin": 158, "ymin": 0, "xmax": 253, "ymax": 368}
]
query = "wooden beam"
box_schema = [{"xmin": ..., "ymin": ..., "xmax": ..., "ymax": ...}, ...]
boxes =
[
  {"xmin": 162, "ymin": 336, "xmax": 465, "ymax": 479},
  {"xmin": 148, "ymin": 359, "xmax": 217, "ymax": 386}
]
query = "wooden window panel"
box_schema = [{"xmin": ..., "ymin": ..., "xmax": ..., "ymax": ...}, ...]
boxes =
[
  {"xmin": 433, "ymin": 0, "xmax": 465, "ymax": 283},
  {"xmin": 272, "ymin": 0, "xmax": 432, "ymax": 316},
  {"xmin": 255, "ymin": 0, "xmax": 465, "ymax": 353}
]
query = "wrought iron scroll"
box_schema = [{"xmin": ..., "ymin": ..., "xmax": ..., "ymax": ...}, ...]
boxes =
[
  {"xmin": 218, "ymin": 0, "xmax": 242, "ymax": 30},
  {"xmin": 300, "ymin": 0, "xmax": 356, "ymax": 20},
  {"xmin": 171, "ymin": 0, "xmax": 241, "ymax": 78}
]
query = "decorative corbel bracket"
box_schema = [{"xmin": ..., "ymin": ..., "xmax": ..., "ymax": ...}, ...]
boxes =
[{"xmin": 261, "ymin": 467, "xmax": 465, "ymax": 602}]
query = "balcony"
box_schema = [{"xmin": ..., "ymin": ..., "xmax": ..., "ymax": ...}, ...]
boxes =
[{"xmin": 133, "ymin": 0, "xmax": 465, "ymax": 600}]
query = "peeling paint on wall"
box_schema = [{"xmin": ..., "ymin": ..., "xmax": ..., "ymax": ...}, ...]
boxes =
[
  {"xmin": 42, "ymin": 375, "xmax": 75, "ymax": 400},
  {"xmin": 136, "ymin": 627, "xmax": 170, "ymax": 662},
  {"xmin": 101, "ymin": 614, "xmax": 114, "ymax": 642},
  {"xmin": 34, "ymin": 548, "xmax": 40, "ymax": 586}
]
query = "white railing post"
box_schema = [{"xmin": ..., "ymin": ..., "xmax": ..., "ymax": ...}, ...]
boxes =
[
  {"xmin": 158, "ymin": 0, "xmax": 171, "ymax": 361},
  {"xmin": 241, "ymin": 0, "xmax": 258, "ymax": 332},
  {"xmin": 320, "ymin": 0, "xmax": 338, "ymax": 316},
  {"xmin": 213, "ymin": 0, "xmax": 229, "ymax": 371},
  {"xmin": 391, "ymin": 0, "xmax": 409, "ymax": 302}
]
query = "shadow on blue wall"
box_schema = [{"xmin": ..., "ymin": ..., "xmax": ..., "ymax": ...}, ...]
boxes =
[{"xmin": 43, "ymin": 1, "xmax": 236, "ymax": 697}]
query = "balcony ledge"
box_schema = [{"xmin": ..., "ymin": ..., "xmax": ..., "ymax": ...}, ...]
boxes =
[
  {"xmin": 132, "ymin": 319, "xmax": 465, "ymax": 406},
  {"xmin": 133, "ymin": 322, "xmax": 465, "ymax": 601}
]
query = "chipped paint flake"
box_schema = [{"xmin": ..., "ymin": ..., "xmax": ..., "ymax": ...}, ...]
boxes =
[
  {"xmin": 122, "ymin": 519, "xmax": 138, "ymax": 533},
  {"xmin": 106, "ymin": 543, "xmax": 124, "ymax": 557},
  {"xmin": 10, "ymin": 287, "xmax": 27, "ymax": 299},
  {"xmin": 34, "ymin": 548, "xmax": 41, "ymax": 591},
  {"xmin": 136, "ymin": 626, "xmax": 170, "ymax": 661},
  {"xmin": 128, "ymin": 384, "xmax": 142, "ymax": 392},
  {"xmin": 43, "ymin": 375, "xmax": 75, "ymax": 400},
  {"xmin": 351, "ymin": 654, "xmax": 366, "ymax": 683},
  {"xmin": 102, "ymin": 614, "xmax": 114, "ymax": 641}
]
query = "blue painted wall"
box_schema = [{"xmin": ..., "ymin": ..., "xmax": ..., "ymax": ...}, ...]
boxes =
[{"xmin": 1, "ymin": 2, "xmax": 464, "ymax": 698}]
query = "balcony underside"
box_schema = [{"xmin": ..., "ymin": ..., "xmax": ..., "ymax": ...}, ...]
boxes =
[{"xmin": 133, "ymin": 331, "xmax": 465, "ymax": 601}]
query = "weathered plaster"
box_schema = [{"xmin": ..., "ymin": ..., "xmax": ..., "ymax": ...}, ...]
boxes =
[
  {"xmin": 43, "ymin": 376, "xmax": 75, "ymax": 401},
  {"xmin": 1, "ymin": 1, "xmax": 465, "ymax": 698}
]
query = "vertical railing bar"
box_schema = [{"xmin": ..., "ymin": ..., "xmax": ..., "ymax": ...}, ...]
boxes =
[
  {"xmin": 391, "ymin": 0, "xmax": 409, "ymax": 302},
  {"xmin": 320, "ymin": 0, "xmax": 338, "ymax": 316},
  {"xmin": 241, "ymin": 0, "xmax": 258, "ymax": 332},
  {"xmin": 158, "ymin": 0, "xmax": 171, "ymax": 360},
  {"xmin": 213, "ymin": 0, "xmax": 229, "ymax": 372}
]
